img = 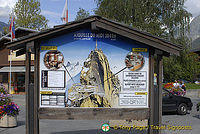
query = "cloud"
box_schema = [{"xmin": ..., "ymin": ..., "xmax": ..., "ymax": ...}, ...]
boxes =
[
  {"xmin": 0, "ymin": 0, "xmax": 17, "ymax": 22},
  {"xmin": 50, "ymin": 0, "xmax": 62, "ymax": 1},
  {"xmin": 41, "ymin": 10, "xmax": 64, "ymax": 27},
  {"xmin": 41, "ymin": 10, "xmax": 61, "ymax": 17},
  {"xmin": 0, "ymin": 6, "xmax": 10, "ymax": 17},
  {"xmin": 0, "ymin": 0, "xmax": 17, "ymax": 9},
  {"xmin": 185, "ymin": 0, "xmax": 200, "ymax": 17}
]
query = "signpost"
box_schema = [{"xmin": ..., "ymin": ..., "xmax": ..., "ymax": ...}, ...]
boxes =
[
  {"xmin": 39, "ymin": 30, "xmax": 150, "ymax": 109},
  {"xmin": 6, "ymin": 16, "xmax": 181, "ymax": 134}
]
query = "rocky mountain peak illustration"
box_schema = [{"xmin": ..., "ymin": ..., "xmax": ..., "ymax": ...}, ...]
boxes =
[{"xmin": 67, "ymin": 47, "xmax": 121, "ymax": 107}]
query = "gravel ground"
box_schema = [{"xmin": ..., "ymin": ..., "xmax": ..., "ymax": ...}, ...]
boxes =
[{"xmin": 0, "ymin": 94, "xmax": 199, "ymax": 134}]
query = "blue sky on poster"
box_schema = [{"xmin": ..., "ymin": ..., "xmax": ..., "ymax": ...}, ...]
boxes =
[
  {"xmin": 0, "ymin": 0, "xmax": 199, "ymax": 27},
  {"xmin": 40, "ymin": 28, "xmax": 149, "ymax": 85}
]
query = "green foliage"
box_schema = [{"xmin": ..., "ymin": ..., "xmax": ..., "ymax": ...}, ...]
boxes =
[
  {"xmin": 75, "ymin": 8, "xmax": 90, "ymax": 21},
  {"xmin": 164, "ymin": 35, "xmax": 200, "ymax": 82},
  {"xmin": 185, "ymin": 83, "xmax": 200, "ymax": 89},
  {"xmin": 163, "ymin": 44, "xmax": 200, "ymax": 82},
  {"xmin": 12, "ymin": 0, "xmax": 48, "ymax": 31},
  {"xmin": 95, "ymin": 0, "xmax": 191, "ymax": 39},
  {"xmin": 95, "ymin": 0, "xmax": 199, "ymax": 82},
  {"xmin": 2, "ymin": 26, "xmax": 9, "ymax": 35}
]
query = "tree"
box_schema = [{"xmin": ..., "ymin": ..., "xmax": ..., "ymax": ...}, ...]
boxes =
[
  {"xmin": 75, "ymin": 8, "xmax": 90, "ymax": 21},
  {"xmin": 12, "ymin": 0, "xmax": 48, "ymax": 31},
  {"xmin": 95, "ymin": 0, "xmax": 191, "ymax": 40},
  {"xmin": 2, "ymin": 27, "xmax": 9, "ymax": 35},
  {"xmin": 95, "ymin": 0, "xmax": 200, "ymax": 82},
  {"xmin": 163, "ymin": 37, "xmax": 200, "ymax": 82}
]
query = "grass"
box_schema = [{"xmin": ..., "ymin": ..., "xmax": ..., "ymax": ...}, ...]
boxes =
[
  {"xmin": 162, "ymin": 83, "xmax": 200, "ymax": 89},
  {"xmin": 185, "ymin": 83, "xmax": 200, "ymax": 90}
]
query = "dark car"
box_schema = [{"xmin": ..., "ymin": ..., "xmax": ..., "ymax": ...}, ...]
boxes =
[{"xmin": 162, "ymin": 88, "xmax": 193, "ymax": 115}]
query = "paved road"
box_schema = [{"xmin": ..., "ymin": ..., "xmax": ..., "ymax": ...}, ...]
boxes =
[
  {"xmin": 0, "ymin": 95, "xmax": 199, "ymax": 134},
  {"xmin": 162, "ymin": 97, "xmax": 200, "ymax": 134}
]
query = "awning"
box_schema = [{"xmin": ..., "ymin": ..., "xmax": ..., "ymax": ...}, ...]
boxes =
[{"xmin": 0, "ymin": 66, "xmax": 34, "ymax": 72}]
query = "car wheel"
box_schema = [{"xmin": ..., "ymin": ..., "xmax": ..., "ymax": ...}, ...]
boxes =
[{"xmin": 177, "ymin": 103, "xmax": 187, "ymax": 115}]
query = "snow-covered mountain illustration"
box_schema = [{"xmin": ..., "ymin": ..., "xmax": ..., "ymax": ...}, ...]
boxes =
[
  {"xmin": 64, "ymin": 61, "xmax": 82, "ymax": 85},
  {"xmin": 66, "ymin": 72, "xmax": 81, "ymax": 89}
]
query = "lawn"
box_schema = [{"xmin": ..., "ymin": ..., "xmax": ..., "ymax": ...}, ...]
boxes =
[
  {"xmin": 162, "ymin": 83, "xmax": 200, "ymax": 89},
  {"xmin": 185, "ymin": 83, "xmax": 200, "ymax": 89}
]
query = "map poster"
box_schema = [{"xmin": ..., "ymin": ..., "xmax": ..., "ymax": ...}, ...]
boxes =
[{"xmin": 39, "ymin": 29, "xmax": 149, "ymax": 108}]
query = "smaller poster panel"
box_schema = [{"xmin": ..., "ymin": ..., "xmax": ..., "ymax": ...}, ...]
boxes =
[
  {"xmin": 41, "ymin": 70, "xmax": 65, "ymax": 88},
  {"xmin": 40, "ymin": 93, "xmax": 65, "ymax": 107},
  {"xmin": 123, "ymin": 71, "xmax": 147, "ymax": 91},
  {"xmin": 119, "ymin": 93, "xmax": 147, "ymax": 106}
]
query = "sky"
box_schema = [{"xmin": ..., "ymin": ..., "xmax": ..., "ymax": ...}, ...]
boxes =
[{"xmin": 0, "ymin": 0, "xmax": 200, "ymax": 27}]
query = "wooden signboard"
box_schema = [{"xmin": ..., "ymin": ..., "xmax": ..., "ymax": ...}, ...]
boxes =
[
  {"xmin": 6, "ymin": 16, "xmax": 181, "ymax": 134},
  {"xmin": 38, "ymin": 30, "xmax": 150, "ymax": 114}
]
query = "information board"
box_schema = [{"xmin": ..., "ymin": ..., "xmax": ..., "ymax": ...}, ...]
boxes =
[{"xmin": 39, "ymin": 29, "xmax": 149, "ymax": 108}]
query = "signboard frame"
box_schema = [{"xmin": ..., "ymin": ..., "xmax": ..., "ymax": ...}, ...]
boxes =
[
  {"xmin": 24, "ymin": 35, "xmax": 162, "ymax": 134},
  {"xmin": 35, "ymin": 39, "xmax": 153, "ymax": 119},
  {"xmin": 6, "ymin": 16, "xmax": 182, "ymax": 134},
  {"xmin": 38, "ymin": 30, "xmax": 150, "ymax": 109}
]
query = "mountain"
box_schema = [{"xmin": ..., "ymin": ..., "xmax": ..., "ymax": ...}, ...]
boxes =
[
  {"xmin": 188, "ymin": 15, "xmax": 200, "ymax": 51},
  {"xmin": 65, "ymin": 61, "xmax": 82, "ymax": 78},
  {"xmin": 0, "ymin": 21, "xmax": 8, "ymax": 32},
  {"xmin": 67, "ymin": 48, "xmax": 121, "ymax": 107},
  {"xmin": 189, "ymin": 15, "xmax": 200, "ymax": 41}
]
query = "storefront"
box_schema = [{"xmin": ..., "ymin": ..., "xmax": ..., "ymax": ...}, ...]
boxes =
[{"xmin": 0, "ymin": 66, "xmax": 34, "ymax": 94}]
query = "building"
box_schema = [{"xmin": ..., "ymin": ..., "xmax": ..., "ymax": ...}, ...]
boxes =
[
  {"xmin": 191, "ymin": 37, "xmax": 200, "ymax": 81},
  {"xmin": 0, "ymin": 27, "xmax": 37, "ymax": 94},
  {"xmin": 191, "ymin": 37, "xmax": 200, "ymax": 56}
]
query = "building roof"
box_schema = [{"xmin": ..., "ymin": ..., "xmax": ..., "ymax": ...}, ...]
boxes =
[
  {"xmin": 0, "ymin": 66, "xmax": 34, "ymax": 72},
  {"xmin": 6, "ymin": 16, "xmax": 182, "ymax": 56},
  {"xmin": 0, "ymin": 27, "xmax": 38, "ymax": 49}
]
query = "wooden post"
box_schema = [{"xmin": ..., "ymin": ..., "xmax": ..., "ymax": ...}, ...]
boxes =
[
  {"xmin": 148, "ymin": 50, "xmax": 163, "ymax": 134},
  {"xmin": 25, "ymin": 42, "xmax": 33, "ymax": 134},
  {"xmin": 148, "ymin": 49, "xmax": 155, "ymax": 134},
  {"xmin": 157, "ymin": 54, "xmax": 163, "ymax": 128},
  {"xmin": 34, "ymin": 42, "xmax": 40, "ymax": 134},
  {"xmin": 25, "ymin": 41, "xmax": 39, "ymax": 134}
]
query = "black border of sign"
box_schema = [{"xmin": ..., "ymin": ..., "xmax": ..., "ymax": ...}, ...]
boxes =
[{"xmin": 41, "ymin": 70, "xmax": 66, "ymax": 88}]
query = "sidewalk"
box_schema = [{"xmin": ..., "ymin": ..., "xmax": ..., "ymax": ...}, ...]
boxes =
[
  {"xmin": 0, "ymin": 95, "xmax": 148, "ymax": 134},
  {"xmin": 1, "ymin": 90, "xmax": 199, "ymax": 134},
  {"xmin": 185, "ymin": 89, "xmax": 200, "ymax": 98}
]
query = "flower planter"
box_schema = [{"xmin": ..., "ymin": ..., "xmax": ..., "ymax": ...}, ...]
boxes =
[{"xmin": 0, "ymin": 115, "xmax": 17, "ymax": 127}]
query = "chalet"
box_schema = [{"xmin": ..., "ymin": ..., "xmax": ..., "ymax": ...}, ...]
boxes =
[{"xmin": 0, "ymin": 27, "xmax": 37, "ymax": 93}]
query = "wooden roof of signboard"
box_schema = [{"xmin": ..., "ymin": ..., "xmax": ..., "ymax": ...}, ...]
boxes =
[
  {"xmin": 0, "ymin": 27, "xmax": 38, "ymax": 49},
  {"xmin": 6, "ymin": 16, "xmax": 182, "ymax": 56}
]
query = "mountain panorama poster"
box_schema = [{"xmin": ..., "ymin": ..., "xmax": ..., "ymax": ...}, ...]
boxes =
[{"xmin": 39, "ymin": 29, "xmax": 149, "ymax": 108}]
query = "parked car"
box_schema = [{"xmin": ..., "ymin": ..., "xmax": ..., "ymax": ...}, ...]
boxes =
[
  {"xmin": 162, "ymin": 88, "xmax": 193, "ymax": 115},
  {"xmin": 197, "ymin": 102, "xmax": 200, "ymax": 111}
]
